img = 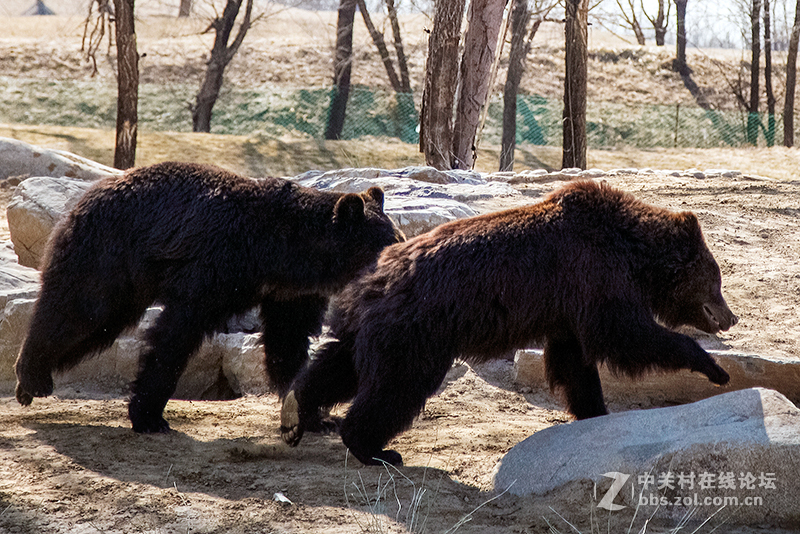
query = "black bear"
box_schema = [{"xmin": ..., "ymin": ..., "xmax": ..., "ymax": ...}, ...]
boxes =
[
  {"xmin": 14, "ymin": 161, "xmax": 403, "ymax": 433},
  {"xmin": 281, "ymin": 180, "xmax": 738, "ymax": 466}
]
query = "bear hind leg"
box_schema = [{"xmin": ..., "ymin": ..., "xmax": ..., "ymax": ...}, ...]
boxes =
[
  {"xmin": 339, "ymin": 348, "xmax": 453, "ymax": 466},
  {"xmin": 15, "ymin": 283, "xmax": 147, "ymax": 406},
  {"xmin": 261, "ymin": 294, "xmax": 327, "ymax": 397},
  {"xmin": 281, "ymin": 339, "xmax": 359, "ymax": 447},
  {"xmin": 544, "ymin": 333, "xmax": 608, "ymax": 420}
]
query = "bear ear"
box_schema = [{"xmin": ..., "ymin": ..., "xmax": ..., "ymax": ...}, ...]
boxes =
[
  {"xmin": 362, "ymin": 187, "xmax": 385, "ymax": 210},
  {"xmin": 678, "ymin": 211, "xmax": 700, "ymax": 229},
  {"xmin": 334, "ymin": 193, "xmax": 366, "ymax": 224}
]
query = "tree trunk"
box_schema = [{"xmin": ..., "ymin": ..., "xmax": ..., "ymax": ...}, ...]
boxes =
[
  {"xmin": 325, "ymin": 0, "xmax": 357, "ymax": 140},
  {"xmin": 562, "ymin": 0, "xmax": 588, "ymax": 170},
  {"xmin": 420, "ymin": 0, "xmax": 466, "ymax": 169},
  {"xmin": 113, "ymin": 0, "xmax": 138, "ymax": 170},
  {"xmin": 357, "ymin": 0, "xmax": 402, "ymax": 92},
  {"xmin": 500, "ymin": 0, "xmax": 530, "ymax": 172},
  {"xmin": 764, "ymin": 0, "xmax": 775, "ymax": 146},
  {"xmin": 645, "ymin": 0, "xmax": 669, "ymax": 46},
  {"xmin": 747, "ymin": 0, "xmax": 762, "ymax": 146},
  {"xmin": 674, "ymin": 0, "xmax": 688, "ymax": 74},
  {"xmin": 179, "ymin": 0, "xmax": 192, "ymax": 17},
  {"xmin": 192, "ymin": 0, "xmax": 254, "ymax": 133},
  {"xmin": 783, "ymin": 0, "xmax": 800, "ymax": 147},
  {"xmin": 385, "ymin": 0, "xmax": 411, "ymax": 93},
  {"xmin": 451, "ymin": 0, "xmax": 506, "ymax": 169}
]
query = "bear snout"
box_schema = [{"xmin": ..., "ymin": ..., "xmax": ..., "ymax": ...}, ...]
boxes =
[{"xmin": 702, "ymin": 302, "xmax": 738, "ymax": 332}]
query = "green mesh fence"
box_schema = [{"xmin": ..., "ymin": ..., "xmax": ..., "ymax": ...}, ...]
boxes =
[{"xmin": 0, "ymin": 76, "xmax": 790, "ymax": 149}]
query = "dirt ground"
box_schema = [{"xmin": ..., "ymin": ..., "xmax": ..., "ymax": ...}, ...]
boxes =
[{"xmin": 0, "ymin": 171, "xmax": 799, "ymax": 534}]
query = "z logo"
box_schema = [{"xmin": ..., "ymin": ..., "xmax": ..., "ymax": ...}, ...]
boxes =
[{"xmin": 597, "ymin": 472, "xmax": 630, "ymax": 511}]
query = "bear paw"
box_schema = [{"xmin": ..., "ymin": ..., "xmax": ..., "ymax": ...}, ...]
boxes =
[
  {"xmin": 15, "ymin": 383, "xmax": 34, "ymax": 406},
  {"xmin": 358, "ymin": 449, "xmax": 403, "ymax": 467},
  {"xmin": 697, "ymin": 361, "xmax": 730, "ymax": 386},
  {"xmin": 14, "ymin": 372, "xmax": 54, "ymax": 406},
  {"xmin": 280, "ymin": 390, "xmax": 304, "ymax": 447},
  {"xmin": 131, "ymin": 416, "xmax": 172, "ymax": 434}
]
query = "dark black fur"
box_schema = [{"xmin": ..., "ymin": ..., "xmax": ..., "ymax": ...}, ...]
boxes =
[
  {"xmin": 282, "ymin": 180, "xmax": 738, "ymax": 465},
  {"xmin": 14, "ymin": 161, "xmax": 403, "ymax": 433}
]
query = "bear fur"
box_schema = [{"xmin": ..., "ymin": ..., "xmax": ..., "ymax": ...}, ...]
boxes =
[
  {"xmin": 281, "ymin": 180, "xmax": 738, "ymax": 466},
  {"xmin": 14, "ymin": 161, "xmax": 403, "ymax": 433}
]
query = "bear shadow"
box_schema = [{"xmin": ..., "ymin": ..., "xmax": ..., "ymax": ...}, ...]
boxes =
[{"xmin": 9, "ymin": 420, "xmax": 498, "ymax": 517}]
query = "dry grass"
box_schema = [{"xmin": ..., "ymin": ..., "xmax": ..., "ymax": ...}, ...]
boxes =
[{"xmin": 2, "ymin": 123, "xmax": 797, "ymax": 181}]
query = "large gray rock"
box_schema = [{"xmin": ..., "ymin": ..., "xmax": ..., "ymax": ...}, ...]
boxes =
[
  {"xmin": 0, "ymin": 243, "xmax": 40, "ymax": 390},
  {"xmin": 0, "ymin": 137, "xmax": 120, "ymax": 182},
  {"xmin": 292, "ymin": 166, "xmax": 520, "ymax": 236},
  {"xmin": 7, "ymin": 176, "xmax": 94, "ymax": 268},
  {"xmin": 493, "ymin": 387, "xmax": 800, "ymax": 526}
]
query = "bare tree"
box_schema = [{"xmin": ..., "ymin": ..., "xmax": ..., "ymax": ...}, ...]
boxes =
[
  {"xmin": 747, "ymin": 0, "xmax": 762, "ymax": 145},
  {"xmin": 451, "ymin": 0, "xmax": 507, "ymax": 169},
  {"xmin": 764, "ymin": 0, "xmax": 776, "ymax": 145},
  {"xmin": 357, "ymin": 0, "xmax": 402, "ymax": 92},
  {"xmin": 500, "ymin": 0, "xmax": 554, "ymax": 171},
  {"xmin": 81, "ymin": 0, "xmax": 114, "ymax": 76},
  {"xmin": 563, "ymin": 0, "xmax": 589, "ymax": 170},
  {"xmin": 643, "ymin": 0, "xmax": 670, "ymax": 46},
  {"xmin": 674, "ymin": 0, "xmax": 689, "ymax": 74},
  {"xmin": 616, "ymin": 0, "xmax": 646, "ymax": 44},
  {"xmin": 783, "ymin": 0, "xmax": 800, "ymax": 146},
  {"xmin": 192, "ymin": 0, "xmax": 254, "ymax": 133},
  {"xmin": 385, "ymin": 0, "xmax": 411, "ymax": 93},
  {"xmin": 419, "ymin": 0, "xmax": 467, "ymax": 169},
  {"xmin": 113, "ymin": 0, "xmax": 138, "ymax": 169},
  {"xmin": 325, "ymin": 0, "xmax": 357, "ymax": 139}
]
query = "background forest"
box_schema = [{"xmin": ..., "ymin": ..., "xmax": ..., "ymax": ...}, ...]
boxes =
[{"xmin": 1, "ymin": 0, "xmax": 799, "ymax": 174}]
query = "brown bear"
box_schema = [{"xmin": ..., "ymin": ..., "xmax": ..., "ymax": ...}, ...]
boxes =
[
  {"xmin": 14, "ymin": 161, "xmax": 403, "ymax": 433},
  {"xmin": 280, "ymin": 180, "xmax": 738, "ymax": 466}
]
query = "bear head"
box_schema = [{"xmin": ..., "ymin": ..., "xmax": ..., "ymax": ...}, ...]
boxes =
[
  {"xmin": 654, "ymin": 212, "xmax": 738, "ymax": 334},
  {"xmin": 328, "ymin": 186, "xmax": 404, "ymax": 281}
]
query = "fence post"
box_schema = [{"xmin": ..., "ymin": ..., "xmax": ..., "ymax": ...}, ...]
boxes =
[{"xmin": 673, "ymin": 103, "xmax": 680, "ymax": 148}]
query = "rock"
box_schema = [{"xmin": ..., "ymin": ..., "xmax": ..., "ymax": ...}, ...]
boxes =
[
  {"xmin": 493, "ymin": 388, "xmax": 800, "ymax": 526},
  {"xmin": 291, "ymin": 166, "xmax": 518, "ymax": 236},
  {"xmin": 221, "ymin": 333, "xmax": 270, "ymax": 396},
  {"xmin": 0, "ymin": 298, "xmax": 37, "ymax": 388},
  {"xmin": 0, "ymin": 137, "xmax": 120, "ymax": 182},
  {"xmin": 386, "ymin": 197, "xmax": 477, "ymax": 236},
  {"xmin": 514, "ymin": 348, "xmax": 800, "ymax": 406},
  {"xmin": 7, "ymin": 176, "xmax": 94, "ymax": 268},
  {"xmin": 0, "ymin": 242, "xmax": 40, "ymax": 306},
  {"xmin": 0, "ymin": 243, "xmax": 40, "ymax": 390}
]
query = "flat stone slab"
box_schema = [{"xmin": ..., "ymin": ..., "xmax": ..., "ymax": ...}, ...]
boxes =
[
  {"xmin": 493, "ymin": 387, "xmax": 800, "ymax": 526},
  {"xmin": 514, "ymin": 348, "xmax": 800, "ymax": 406}
]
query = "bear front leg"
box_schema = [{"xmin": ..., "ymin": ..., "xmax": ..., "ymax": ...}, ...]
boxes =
[
  {"xmin": 261, "ymin": 294, "xmax": 328, "ymax": 398},
  {"xmin": 544, "ymin": 332, "xmax": 609, "ymax": 420},
  {"xmin": 644, "ymin": 330, "xmax": 730, "ymax": 385},
  {"xmin": 580, "ymin": 305, "xmax": 730, "ymax": 388},
  {"xmin": 129, "ymin": 305, "xmax": 207, "ymax": 433},
  {"xmin": 281, "ymin": 339, "xmax": 358, "ymax": 447}
]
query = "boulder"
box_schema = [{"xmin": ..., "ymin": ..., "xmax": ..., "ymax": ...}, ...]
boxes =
[
  {"xmin": 7, "ymin": 176, "xmax": 94, "ymax": 268},
  {"xmin": 0, "ymin": 137, "xmax": 119, "ymax": 183},
  {"xmin": 292, "ymin": 166, "xmax": 519, "ymax": 236},
  {"xmin": 493, "ymin": 387, "xmax": 800, "ymax": 526},
  {"xmin": 0, "ymin": 243, "xmax": 40, "ymax": 390},
  {"xmin": 513, "ymin": 348, "xmax": 800, "ymax": 406}
]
